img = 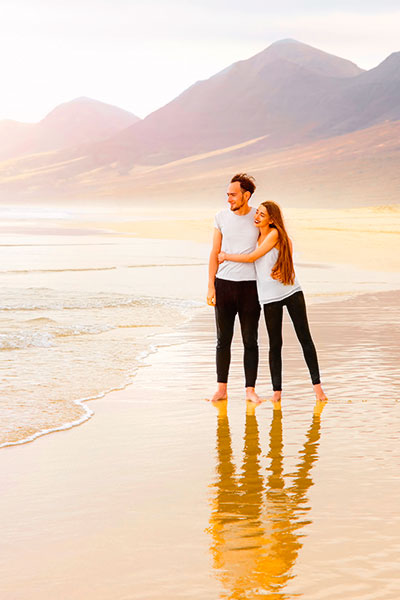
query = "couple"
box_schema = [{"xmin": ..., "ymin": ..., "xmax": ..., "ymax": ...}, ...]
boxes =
[{"xmin": 207, "ymin": 173, "xmax": 327, "ymax": 405}]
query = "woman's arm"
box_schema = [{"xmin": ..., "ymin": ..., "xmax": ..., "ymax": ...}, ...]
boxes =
[{"xmin": 218, "ymin": 229, "xmax": 278, "ymax": 264}]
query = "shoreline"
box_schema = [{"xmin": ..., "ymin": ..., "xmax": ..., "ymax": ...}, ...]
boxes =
[
  {"xmin": 2, "ymin": 286, "xmax": 399, "ymax": 451},
  {"xmin": 0, "ymin": 301, "xmax": 203, "ymax": 450}
]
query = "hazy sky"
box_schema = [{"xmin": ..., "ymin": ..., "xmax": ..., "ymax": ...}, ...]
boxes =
[{"xmin": 1, "ymin": 0, "xmax": 399, "ymax": 122}]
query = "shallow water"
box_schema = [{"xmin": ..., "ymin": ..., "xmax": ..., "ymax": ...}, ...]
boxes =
[
  {"xmin": 0, "ymin": 231, "xmax": 207, "ymax": 446},
  {"xmin": 0, "ymin": 291, "xmax": 399, "ymax": 599},
  {"xmin": 166, "ymin": 299, "xmax": 400, "ymax": 599}
]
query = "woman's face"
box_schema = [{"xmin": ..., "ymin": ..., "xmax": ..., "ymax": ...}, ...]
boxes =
[{"xmin": 254, "ymin": 205, "xmax": 271, "ymax": 228}]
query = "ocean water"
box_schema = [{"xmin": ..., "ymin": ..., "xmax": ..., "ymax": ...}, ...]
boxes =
[{"xmin": 0, "ymin": 227, "xmax": 207, "ymax": 447}]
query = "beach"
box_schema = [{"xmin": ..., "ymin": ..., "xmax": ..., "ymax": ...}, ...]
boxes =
[{"xmin": 1, "ymin": 203, "xmax": 400, "ymax": 599}]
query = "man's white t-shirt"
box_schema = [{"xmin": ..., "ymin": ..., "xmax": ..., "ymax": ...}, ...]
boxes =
[{"xmin": 214, "ymin": 207, "xmax": 259, "ymax": 282}]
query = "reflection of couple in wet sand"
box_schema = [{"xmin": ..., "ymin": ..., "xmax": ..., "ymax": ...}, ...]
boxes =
[
  {"xmin": 207, "ymin": 173, "xmax": 327, "ymax": 405},
  {"xmin": 208, "ymin": 399, "xmax": 326, "ymax": 598}
]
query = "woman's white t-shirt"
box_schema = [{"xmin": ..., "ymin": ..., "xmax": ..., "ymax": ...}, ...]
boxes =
[{"xmin": 255, "ymin": 246, "xmax": 301, "ymax": 305}]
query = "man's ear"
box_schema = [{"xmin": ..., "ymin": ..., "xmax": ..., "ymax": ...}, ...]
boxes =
[{"xmin": 244, "ymin": 190, "xmax": 251, "ymax": 203}]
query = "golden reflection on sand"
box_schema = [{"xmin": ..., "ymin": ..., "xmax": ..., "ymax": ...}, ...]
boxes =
[{"xmin": 207, "ymin": 402, "xmax": 326, "ymax": 598}]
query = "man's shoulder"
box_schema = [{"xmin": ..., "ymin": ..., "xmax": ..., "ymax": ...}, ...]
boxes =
[
  {"xmin": 214, "ymin": 208, "xmax": 230, "ymax": 228},
  {"xmin": 215, "ymin": 208, "xmax": 230, "ymax": 219}
]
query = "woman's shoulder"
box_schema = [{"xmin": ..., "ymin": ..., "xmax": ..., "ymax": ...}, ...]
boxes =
[{"xmin": 260, "ymin": 228, "xmax": 279, "ymax": 243}]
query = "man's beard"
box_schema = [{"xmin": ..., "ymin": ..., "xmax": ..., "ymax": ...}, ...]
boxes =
[{"xmin": 231, "ymin": 199, "xmax": 244, "ymax": 211}]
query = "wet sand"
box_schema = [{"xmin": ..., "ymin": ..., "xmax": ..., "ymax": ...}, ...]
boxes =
[{"xmin": 1, "ymin": 290, "xmax": 400, "ymax": 599}]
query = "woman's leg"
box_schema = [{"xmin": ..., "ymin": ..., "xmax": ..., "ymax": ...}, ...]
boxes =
[
  {"xmin": 263, "ymin": 300, "xmax": 284, "ymax": 396},
  {"xmin": 285, "ymin": 292, "xmax": 325, "ymax": 397}
]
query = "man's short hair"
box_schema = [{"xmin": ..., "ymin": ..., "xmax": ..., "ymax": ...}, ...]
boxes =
[{"xmin": 230, "ymin": 173, "xmax": 256, "ymax": 197}]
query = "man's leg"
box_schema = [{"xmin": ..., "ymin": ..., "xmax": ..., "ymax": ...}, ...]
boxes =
[
  {"xmin": 237, "ymin": 281, "xmax": 261, "ymax": 401},
  {"xmin": 213, "ymin": 279, "xmax": 237, "ymax": 401}
]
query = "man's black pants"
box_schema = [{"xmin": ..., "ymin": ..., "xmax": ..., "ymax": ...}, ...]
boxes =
[{"xmin": 214, "ymin": 278, "xmax": 261, "ymax": 388}]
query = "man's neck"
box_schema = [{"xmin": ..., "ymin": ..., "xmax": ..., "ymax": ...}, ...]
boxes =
[{"xmin": 234, "ymin": 203, "xmax": 251, "ymax": 216}]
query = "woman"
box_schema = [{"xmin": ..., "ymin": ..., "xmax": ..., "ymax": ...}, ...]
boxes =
[{"xmin": 218, "ymin": 201, "xmax": 327, "ymax": 403}]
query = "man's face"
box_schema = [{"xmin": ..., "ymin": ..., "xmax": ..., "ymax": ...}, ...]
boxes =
[{"xmin": 227, "ymin": 181, "xmax": 248, "ymax": 211}]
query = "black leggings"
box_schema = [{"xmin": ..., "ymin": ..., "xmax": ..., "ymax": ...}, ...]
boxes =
[
  {"xmin": 215, "ymin": 278, "xmax": 261, "ymax": 388},
  {"xmin": 263, "ymin": 291, "xmax": 321, "ymax": 391}
]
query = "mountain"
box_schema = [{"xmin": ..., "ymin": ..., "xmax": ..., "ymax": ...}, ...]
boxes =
[
  {"xmin": 90, "ymin": 39, "xmax": 365, "ymax": 169},
  {"xmin": 0, "ymin": 97, "xmax": 140, "ymax": 161},
  {"xmin": 312, "ymin": 52, "xmax": 400, "ymax": 136},
  {"xmin": 248, "ymin": 38, "xmax": 362, "ymax": 78}
]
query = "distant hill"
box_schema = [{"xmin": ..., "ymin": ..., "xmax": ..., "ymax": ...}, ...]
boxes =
[
  {"xmin": 0, "ymin": 120, "xmax": 35, "ymax": 161},
  {"xmin": 0, "ymin": 97, "xmax": 140, "ymax": 161}
]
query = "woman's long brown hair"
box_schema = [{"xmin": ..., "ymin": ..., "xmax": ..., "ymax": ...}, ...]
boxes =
[{"xmin": 261, "ymin": 201, "xmax": 295, "ymax": 285}]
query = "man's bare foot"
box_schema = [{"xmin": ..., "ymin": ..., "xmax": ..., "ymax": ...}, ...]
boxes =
[
  {"xmin": 245, "ymin": 387, "xmax": 264, "ymax": 404},
  {"xmin": 207, "ymin": 383, "xmax": 228, "ymax": 402},
  {"xmin": 313, "ymin": 383, "xmax": 328, "ymax": 402}
]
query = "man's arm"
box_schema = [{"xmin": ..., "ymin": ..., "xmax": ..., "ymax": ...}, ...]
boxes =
[{"xmin": 207, "ymin": 228, "xmax": 222, "ymax": 306}]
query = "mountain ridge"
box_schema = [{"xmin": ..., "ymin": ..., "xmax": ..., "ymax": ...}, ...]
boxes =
[{"xmin": 0, "ymin": 39, "xmax": 398, "ymax": 203}]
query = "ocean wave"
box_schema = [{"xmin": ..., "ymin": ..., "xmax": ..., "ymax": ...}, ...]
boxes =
[
  {"xmin": 0, "ymin": 295, "xmax": 143, "ymax": 311},
  {"xmin": 24, "ymin": 317, "xmax": 57, "ymax": 324},
  {"xmin": 0, "ymin": 324, "xmax": 116, "ymax": 350},
  {"xmin": 0, "ymin": 289, "xmax": 202, "ymax": 312},
  {"xmin": 0, "ymin": 267, "xmax": 117, "ymax": 274},
  {"xmin": 125, "ymin": 262, "xmax": 207, "ymax": 268},
  {"xmin": 0, "ymin": 334, "xmax": 161, "ymax": 449},
  {"xmin": 0, "ymin": 331, "xmax": 55, "ymax": 349}
]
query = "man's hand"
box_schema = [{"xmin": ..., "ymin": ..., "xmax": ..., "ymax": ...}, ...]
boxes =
[
  {"xmin": 218, "ymin": 252, "xmax": 226, "ymax": 264},
  {"xmin": 207, "ymin": 285, "xmax": 216, "ymax": 306}
]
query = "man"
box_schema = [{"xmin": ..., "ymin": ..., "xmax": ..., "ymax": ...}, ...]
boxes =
[{"xmin": 207, "ymin": 173, "xmax": 261, "ymax": 403}]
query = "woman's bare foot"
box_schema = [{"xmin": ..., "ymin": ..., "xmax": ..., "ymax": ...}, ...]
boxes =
[
  {"xmin": 313, "ymin": 383, "xmax": 328, "ymax": 402},
  {"xmin": 245, "ymin": 387, "xmax": 264, "ymax": 404},
  {"xmin": 270, "ymin": 391, "xmax": 282, "ymax": 403}
]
